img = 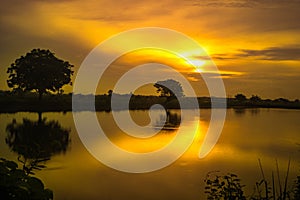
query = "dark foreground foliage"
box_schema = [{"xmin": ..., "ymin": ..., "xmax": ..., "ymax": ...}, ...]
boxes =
[
  {"xmin": 0, "ymin": 158, "xmax": 53, "ymax": 200},
  {"xmin": 204, "ymin": 159, "xmax": 300, "ymax": 200},
  {"xmin": 204, "ymin": 172, "xmax": 246, "ymax": 200}
]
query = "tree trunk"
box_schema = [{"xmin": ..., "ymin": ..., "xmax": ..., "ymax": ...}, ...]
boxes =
[
  {"xmin": 38, "ymin": 112, "xmax": 42, "ymax": 123},
  {"xmin": 38, "ymin": 91, "xmax": 43, "ymax": 101}
]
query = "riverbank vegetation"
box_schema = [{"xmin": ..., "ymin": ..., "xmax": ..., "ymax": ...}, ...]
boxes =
[
  {"xmin": 204, "ymin": 159, "xmax": 300, "ymax": 200},
  {"xmin": 0, "ymin": 90, "xmax": 299, "ymax": 112},
  {"xmin": 0, "ymin": 158, "xmax": 53, "ymax": 200}
]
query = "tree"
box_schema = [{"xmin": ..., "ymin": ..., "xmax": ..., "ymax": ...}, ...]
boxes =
[
  {"xmin": 107, "ymin": 89, "xmax": 113, "ymax": 97},
  {"xmin": 7, "ymin": 49, "xmax": 74, "ymax": 100},
  {"xmin": 154, "ymin": 79, "xmax": 184, "ymax": 98},
  {"xmin": 250, "ymin": 95, "xmax": 261, "ymax": 102},
  {"xmin": 235, "ymin": 93, "xmax": 247, "ymax": 101}
]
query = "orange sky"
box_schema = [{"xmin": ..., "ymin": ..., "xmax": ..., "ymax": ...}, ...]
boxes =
[{"xmin": 1, "ymin": 0, "xmax": 300, "ymax": 99}]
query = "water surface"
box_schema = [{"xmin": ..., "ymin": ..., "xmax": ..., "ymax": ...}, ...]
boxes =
[{"xmin": 0, "ymin": 108, "xmax": 299, "ymax": 199}]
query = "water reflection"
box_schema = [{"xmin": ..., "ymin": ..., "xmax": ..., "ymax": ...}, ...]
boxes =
[
  {"xmin": 250, "ymin": 108, "xmax": 260, "ymax": 115},
  {"xmin": 233, "ymin": 108, "xmax": 246, "ymax": 116},
  {"xmin": 5, "ymin": 112, "xmax": 70, "ymax": 174},
  {"xmin": 155, "ymin": 110, "xmax": 181, "ymax": 131},
  {"xmin": 233, "ymin": 108, "xmax": 261, "ymax": 116},
  {"xmin": 1, "ymin": 110, "xmax": 300, "ymax": 200}
]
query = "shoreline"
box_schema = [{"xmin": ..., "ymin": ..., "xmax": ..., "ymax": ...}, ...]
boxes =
[{"xmin": 1, "ymin": 94, "xmax": 300, "ymax": 113}]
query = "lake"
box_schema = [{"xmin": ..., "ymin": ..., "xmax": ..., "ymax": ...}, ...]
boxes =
[{"xmin": 1, "ymin": 108, "xmax": 299, "ymax": 199}]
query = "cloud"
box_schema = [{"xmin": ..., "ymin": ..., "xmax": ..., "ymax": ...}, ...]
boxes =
[
  {"xmin": 187, "ymin": 70, "xmax": 243, "ymax": 82},
  {"xmin": 211, "ymin": 54, "xmax": 236, "ymax": 60},
  {"xmin": 210, "ymin": 46, "xmax": 300, "ymax": 61},
  {"xmin": 186, "ymin": 0, "xmax": 300, "ymax": 36},
  {"xmin": 190, "ymin": 0, "xmax": 257, "ymax": 8},
  {"xmin": 237, "ymin": 46, "xmax": 300, "ymax": 61},
  {"xmin": 190, "ymin": 0, "xmax": 300, "ymax": 8},
  {"xmin": 1, "ymin": 0, "xmax": 300, "ymax": 98}
]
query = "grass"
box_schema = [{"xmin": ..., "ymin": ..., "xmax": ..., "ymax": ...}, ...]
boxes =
[{"xmin": 204, "ymin": 159, "xmax": 300, "ymax": 200}]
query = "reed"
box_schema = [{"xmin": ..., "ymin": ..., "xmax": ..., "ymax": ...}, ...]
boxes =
[{"xmin": 204, "ymin": 158, "xmax": 297, "ymax": 200}]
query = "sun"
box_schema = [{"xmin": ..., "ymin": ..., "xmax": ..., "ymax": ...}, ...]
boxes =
[
  {"xmin": 180, "ymin": 50, "xmax": 207, "ymax": 73},
  {"xmin": 189, "ymin": 60, "xmax": 206, "ymax": 72}
]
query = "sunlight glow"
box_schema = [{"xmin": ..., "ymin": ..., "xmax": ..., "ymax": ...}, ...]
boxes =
[{"xmin": 189, "ymin": 60, "xmax": 206, "ymax": 72}]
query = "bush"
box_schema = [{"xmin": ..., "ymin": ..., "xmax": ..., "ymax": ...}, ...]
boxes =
[
  {"xmin": 204, "ymin": 172, "xmax": 246, "ymax": 200},
  {"xmin": 0, "ymin": 158, "xmax": 53, "ymax": 200}
]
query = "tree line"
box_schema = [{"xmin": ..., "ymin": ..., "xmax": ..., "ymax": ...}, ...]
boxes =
[{"xmin": 2, "ymin": 48, "xmax": 300, "ymax": 112}]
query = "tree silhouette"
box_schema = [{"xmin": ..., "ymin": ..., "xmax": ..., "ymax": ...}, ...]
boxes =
[
  {"xmin": 107, "ymin": 89, "xmax": 113, "ymax": 97},
  {"xmin": 154, "ymin": 79, "xmax": 184, "ymax": 98},
  {"xmin": 250, "ymin": 95, "xmax": 262, "ymax": 102},
  {"xmin": 0, "ymin": 158, "xmax": 53, "ymax": 200},
  {"xmin": 235, "ymin": 93, "xmax": 247, "ymax": 101},
  {"xmin": 7, "ymin": 49, "xmax": 74, "ymax": 100}
]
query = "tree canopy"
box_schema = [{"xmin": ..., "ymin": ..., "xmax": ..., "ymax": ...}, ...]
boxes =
[
  {"xmin": 154, "ymin": 79, "xmax": 184, "ymax": 98},
  {"xmin": 235, "ymin": 93, "xmax": 247, "ymax": 101},
  {"xmin": 7, "ymin": 49, "xmax": 74, "ymax": 99}
]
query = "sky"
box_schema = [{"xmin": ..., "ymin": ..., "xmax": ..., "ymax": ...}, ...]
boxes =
[{"xmin": 1, "ymin": 0, "xmax": 300, "ymax": 99}]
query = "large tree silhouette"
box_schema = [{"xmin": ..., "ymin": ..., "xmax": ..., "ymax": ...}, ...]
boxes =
[
  {"xmin": 154, "ymin": 79, "xmax": 184, "ymax": 98},
  {"xmin": 7, "ymin": 49, "xmax": 74, "ymax": 100}
]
